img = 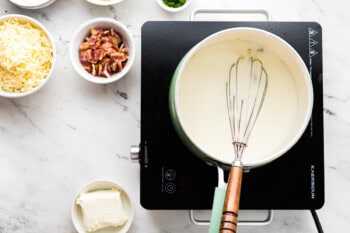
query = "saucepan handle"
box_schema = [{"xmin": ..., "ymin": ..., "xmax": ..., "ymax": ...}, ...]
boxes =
[
  {"xmin": 190, "ymin": 9, "xmax": 272, "ymax": 22},
  {"xmin": 190, "ymin": 164, "xmax": 272, "ymax": 230},
  {"xmin": 208, "ymin": 187, "xmax": 227, "ymax": 233},
  {"xmin": 219, "ymin": 166, "xmax": 243, "ymax": 233}
]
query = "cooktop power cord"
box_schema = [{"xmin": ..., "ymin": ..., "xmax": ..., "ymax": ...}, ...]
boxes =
[{"xmin": 311, "ymin": 209, "xmax": 324, "ymax": 233}]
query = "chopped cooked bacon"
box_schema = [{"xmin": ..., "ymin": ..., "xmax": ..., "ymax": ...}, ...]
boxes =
[
  {"xmin": 116, "ymin": 60, "xmax": 123, "ymax": 72},
  {"xmin": 79, "ymin": 27, "xmax": 129, "ymax": 78},
  {"xmin": 102, "ymin": 62, "xmax": 111, "ymax": 78},
  {"xmin": 110, "ymin": 52, "xmax": 128, "ymax": 62},
  {"xmin": 79, "ymin": 49, "xmax": 93, "ymax": 62},
  {"xmin": 100, "ymin": 41, "xmax": 113, "ymax": 51},
  {"xmin": 110, "ymin": 33, "xmax": 122, "ymax": 46},
  {"xmin": 90, "ymin": 28, "xmax": 102, "ymax": 36},
  {"xmin": 91, "ymin": 64, "xmax": 96, "ymax": 76},
  {"xmin": 100, "ymin": 36, "xmax": 110, "ymax": 44},
  {"xmin": 80, "ymin": 42, "xmax": 90, "ymax": 51},
  {"xmin": 81, "ymin": 61, "xmax": 91, "ymax": 72},
  {"xmin": 93, "ymin": 49, "xmax": 105, "ymax": 61}
]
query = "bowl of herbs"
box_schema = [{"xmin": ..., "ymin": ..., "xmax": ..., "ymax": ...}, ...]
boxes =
[{"xmin": 157, "ymin": 0, "xmax": 192, "ymax": 13}]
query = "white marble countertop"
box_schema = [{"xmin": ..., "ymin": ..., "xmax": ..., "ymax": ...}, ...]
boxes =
[{"xmin": 0, "ymin": 0, "xmax": 348, "ymax": 232}]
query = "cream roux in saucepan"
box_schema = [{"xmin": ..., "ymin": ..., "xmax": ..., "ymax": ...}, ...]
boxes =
[{"xmin": 177, "ymin": 39, "xmax": 304, "ymax": 166}]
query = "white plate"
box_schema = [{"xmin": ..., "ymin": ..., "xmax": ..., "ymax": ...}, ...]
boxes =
[{"xmin": 71, "ymin": 180, "xmax": 133, "ymax": 233}]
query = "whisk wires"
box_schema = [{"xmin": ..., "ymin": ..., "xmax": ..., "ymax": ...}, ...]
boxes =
[{"xmin": 226, "ymin": 56, "xmax": 268, "ymax": 162}]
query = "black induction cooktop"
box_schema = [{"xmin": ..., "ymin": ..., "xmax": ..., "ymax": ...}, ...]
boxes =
[{"xmin": 139, "ymin": 21, "xmax": 324, "ymax": 210}]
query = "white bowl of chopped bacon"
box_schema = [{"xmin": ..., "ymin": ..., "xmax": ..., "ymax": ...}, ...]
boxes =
[{"xmin": 70, "ymin": 18, "xmax": 135, "ymax": 84}]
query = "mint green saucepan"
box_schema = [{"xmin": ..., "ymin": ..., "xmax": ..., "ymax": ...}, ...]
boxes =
[{"xmin": 169, "ymin": 27, "xmax": 313, "ymax": 233}]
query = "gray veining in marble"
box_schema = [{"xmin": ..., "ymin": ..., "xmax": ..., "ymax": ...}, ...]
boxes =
[{"xmin": 0, "ymin": 0, "xmax": 349, "ymax": 232}]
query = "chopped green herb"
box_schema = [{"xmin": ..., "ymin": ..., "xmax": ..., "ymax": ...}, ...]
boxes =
[{"xmin": 162, "ymin": 0, "xmax": 186, "ymax": 8}]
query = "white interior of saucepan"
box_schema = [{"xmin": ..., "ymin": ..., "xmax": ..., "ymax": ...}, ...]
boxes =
[{"xmin": 174, "ymin": 27, "xmax": 313, "ymax": 168}]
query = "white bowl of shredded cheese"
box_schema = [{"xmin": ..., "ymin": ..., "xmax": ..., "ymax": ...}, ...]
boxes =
[
  {"xmin": 71, "ymin": 180, "xmax": 134, "ymax": 233},
  {"xmin": 0, "ymin": 14, "xmax": 56, "ymax": 98}
]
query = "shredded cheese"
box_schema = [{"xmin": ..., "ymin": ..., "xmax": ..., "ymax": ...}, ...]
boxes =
[{"xmin": 0, "ymin": 18, "xmax": 53, "ymax": 93}]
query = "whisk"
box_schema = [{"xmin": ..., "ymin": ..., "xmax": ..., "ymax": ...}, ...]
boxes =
[{"xmin": 220, "ymin": 56, "xmax": 268, "ymax": 233}]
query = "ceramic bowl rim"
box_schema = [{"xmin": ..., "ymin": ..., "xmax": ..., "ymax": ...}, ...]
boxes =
[
  {"xmin": 69, "ymin": 17, "xmax": 135, "ymax": 84},
  {"xmin": 0, "ymin": 14, "xmax": 56, "ymax": 98},
  {"xmin": 71, "ymin": 180, "xmax": 134, "ymax": 233},
  {"xmin": 85, "ymin": 0, "xmax": 124, "ymax": 6},
  {"xmin": 156, "ymin": 0, "xmax": 192, "ymax": 13}
]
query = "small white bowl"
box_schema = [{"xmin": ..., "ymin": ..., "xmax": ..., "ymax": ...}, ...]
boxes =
[
  {"xmin": 71, "ymin": 180, "xmax": 134, "ymax": 233},
  {"xmin": 85, "ymin": 0, "xmax": 124, "ymax": 6},
  {"xmin": 8, "ymin": 0, "xmax": 56, "ymax": 9},
  {"xmin": 157, "ymin": 0, "xmax": 192, "ymax": 13},
  {"xmin": 70, "ymin": 18, "xmax": 135, "ymax": 84},
  {"xmin": 0, "ymin": 14, "xmax": 56, "ymax": 98}
]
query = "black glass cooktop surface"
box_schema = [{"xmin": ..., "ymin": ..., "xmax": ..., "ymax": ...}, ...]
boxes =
[{"xmin": 139, "ymin": 21, "xmax": 324, "ymax": 210}]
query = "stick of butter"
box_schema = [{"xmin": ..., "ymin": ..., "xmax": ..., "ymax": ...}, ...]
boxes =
[{"xmin": 76, "ymin": 189, "xmax": 128, "ymax": 232}]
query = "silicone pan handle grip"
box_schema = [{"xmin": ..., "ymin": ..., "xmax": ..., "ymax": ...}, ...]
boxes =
[
  {"xmin": 220, "ymin": 166, "xmax": 243, "ymax": 233},
  {"xmin": 208, "ymin": 187, "xmax": 226, "ymax": 233}
]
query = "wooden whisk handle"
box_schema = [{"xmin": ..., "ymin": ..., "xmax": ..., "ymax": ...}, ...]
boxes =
[{"xmin": 220, "ymin": 165, "xmax": 243, "ymax": 233}]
